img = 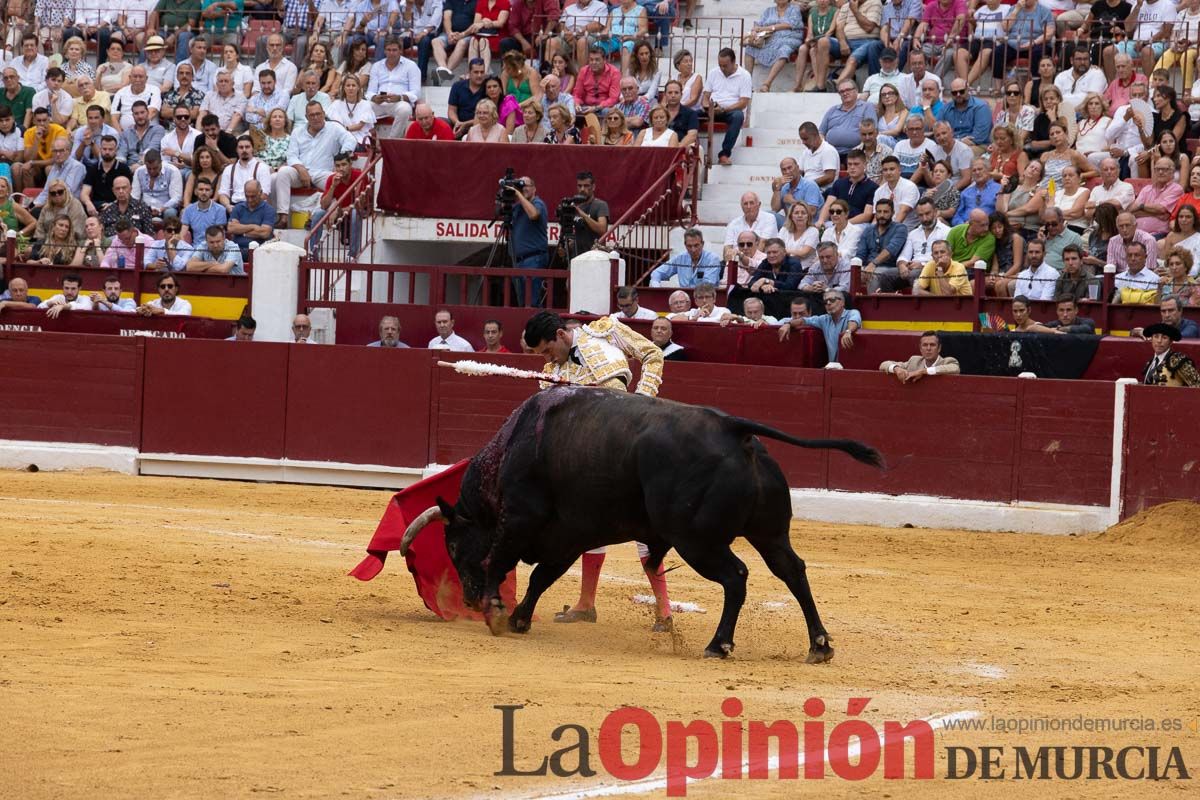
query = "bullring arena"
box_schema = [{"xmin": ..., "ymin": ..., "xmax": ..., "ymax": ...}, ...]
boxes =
[{"xmin": 3, "ymin": 468, "xmax": 1198, "ymax": 798}]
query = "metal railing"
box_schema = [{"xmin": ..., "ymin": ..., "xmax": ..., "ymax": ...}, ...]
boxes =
[
  {"xmin": 299, "ymin": 261, "xmax": 572, "ymax": 312},
  {"xmin": 610, "ymin": 143, "xmax": 698, "ymax": 284},
  {"xmin": 301, "ymin": 149, "xmax": 381, "ymax": 264}
]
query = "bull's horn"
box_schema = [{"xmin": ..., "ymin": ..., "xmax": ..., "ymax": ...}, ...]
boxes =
[{"xmin": 399, "ymin": 506, "xmax": 445, "ymax": 556}]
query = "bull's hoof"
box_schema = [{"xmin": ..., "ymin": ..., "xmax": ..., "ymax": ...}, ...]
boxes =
[
  {"xmin": 508, "ymin": 614, "xmax": 532, "ymax": 634},
  {"xmin": 805, "ymin": 635, "xmax": 834, "ymax": 664},
  {"xmin": 652, "ymin": 616, "xmax": 674, "ymax": 633},
  {"xmin": 703, "ymin": 642, "xmax": 734, "ymax": 659},
  {"xmin": 484, "ymin": 599, "xmax": 508, "ymax": 636}
]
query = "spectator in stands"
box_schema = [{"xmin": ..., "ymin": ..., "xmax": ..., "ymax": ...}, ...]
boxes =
[
  {"xmin": 651, "ymin": 228, "xmax": 722, "ymax": 287},
  {"xmin": 880, "ymin": 330, "xmax": 961, "ymax": 382},
  {"xmin": 910, "ymin": 78, "xmax": 945, "ymax": 131},
  {"xmin": 13, "ymin": 107, "xmax": 65, "ymax": 191},
  {"xmin": 185, "ymin": 225, "xmax": 244, "ymax": 275},
  {"xmin": 958, "ymin": 0, "xmax": 1007, "ymax": 85},
  {"xmin": 870, "ymin": 1, "xmax": 919, "ymax": 75},
  {"xmin": 100, "ymin": 219, "xmax": 148, "ymax": 269},
  {"xmin": 226, "ymin": 180, "xmax": 274, "ymax": 256},
  {"xmin": 952, "ymin": 159, "xmax": 1002, "ymax": 226},
  {"xmin": 161, "ymin": 63, "xmax": 204, "ymax": 126},
  {"xmin": 666, "ymin": 288, "xmax": 692, "ymax": 318},
  {"xmin": 1056, "ymin": 47, "xmax": 1109, "ymax": 113},
  {"xmin": 913, "ymin": 0, "xmax": 966, "ymax": 71},
  {"xmin": 199, "ymin": 71, "xmax": 247, "ymax": 135},
  {"xmin": 429, "ymin": 309, "xmax": 475, "ymax": 351},
  {"xmin": 930, "ymin": 121, "xmax": 973, "ymax": 190},
  {"xmin": 987, "ymin": 215, "xmax": 1024, "ymax": 295},
  {"xmin": 9, "ymin": 33, "xmax": 48, "ymax": 93},
  {"xmin": 543, "ymin": 102, "xmax": 581, "ymax": 143},
  {"xmin": 1040, "ymin": 207, "xmax": 1085, "ymax": 271},
  {"xmin": 892, "ymin": 116, "xmax": 937, "ymax": 184},
  {"xmin": 479, "ymin": 318, "xmax": 510, "ymax": 353},
  {"xmin": 821, "ymin": 79, "xmax": 879, "ymax": 156},
  {"xmin": 1105, "ymin": 80, "xmax": 1150, "ymax": 176},
  {"xmin": 702, "ymin": 47, "xmax": 752, "ymax": 167},
  {"xmin": 0, "ymin": 277, "xmax": 41, "ymax": 312},
  {"xmin": 677, "ymin": 281, "xmax": 729, "ymax": 322},
  {"xmin": 858, "ymin": 118, "xmax": 893, "ymax": 183},
  {"xmin": 815, "ymin": 0, "xmax": 882, "ymax": 91},
  {"xmin": 1086, "ymin": 157, "xmax": 1135, "ymax": 218},
  {"xmin": 227, "ymin": 316, "xmax": 256, "ymax": 341},
  {"xmin": 771, "ymin": 157, "xmax": 823, "ymax": 226},
  {"xmin": 556, "ymin": 0, "xmax": 608, "ymax": 67},
  {"xmin": 915, "ymin": 239, "xmax": 971, "ymax": 296},
  {"xmin": 401, "ymin": 100, "xmax": 452, "ymax": 141},
  {"xmin": 145, "ymin": 217, "xmax": 191, "ymax": 272},
  {"xmin": 723, "ymin": 191, "xmax": 778, "ymax": 261},
  {"xmin": 635, "ymin": 106, "xmax": 679, "ymax": 147},
  {"xmin": 743, "ymin": 0, "xmax": 806, "ymax": 94},
  {"xmin": 615, "ymin": 286, "xmax": 657, "ymax": 320},
  {"xmin": 944, "ymin": 207, "xmax": 994, "ymax": 267},
  {"xmin": 512, "ymin": 99, "xmax": 545, "ymax": 142},
  {"xmin": 367, "ymin": 315, "xmax": 410, "ymax": 348},
  {"xmin": 90, "ymin": 275, "xmax": 137, "ymax": 312},
  {"xmin": 0, "ymin": 177, "xmax": 34, "ymax": 237},
  {"xmin": 574, "ymin": 45, "xmax": 621, "ymax": 117},
  {"xmin": 291, "ymin": 313, "xmax": 316, "ymax": 343},
  {"xmin": 923, "ymin": 160, "xmax": 961, "ymax": 223},
  {"xmin": 33, "ymin": 68, "xmax": 74, "ymax": 129},
  {"xmin": 1053, "ymin": 243, "xmax": 1091, "ymax": 301},
  {"xmin": 34, "ymin": 216, "xmax": 83, "ymax": 266},
  {"xmin": 1006, "ymin": 294, "xmax": 1055, "ymax": 332},
  {"xmin": 1132, "ymin": 296, "xmax": 1200, "ymax": 339},
  {"xmin": 1109, "ymin": 211, "xmax": 1160, "ymax": 274},
  {"xmin": 138, "ymin": 273, "xmax": 192, "ymax": 316},
  {"xmin": 112, "ymin": 66, "xmax": 163, "ymax": 131},
  {"xmin": 216, "ymin": 136, "xmax": 271, "ymax": 209},
  {"xmin": 819, "ymin": 149, "xmax": 876, "ymax": 226},
  {"xmin": 898, "ymin": 197, "xmax": 951, "ymax": 280},
  {"xmin": 1103, "ymin": 50, "xmax": 1145, "ymax": 109},
  {"xmin": 37, "ymin": 273, "xmax": 93, "ymax": 318},
  {"xmin": 1115, "ymin": 240, "xmax": 1163, "ymax": 303},
  {"xmin": 540, "ymin": 73, "xmax": 576, "ymax": 127},
  {"xmin": 72, "ymin": 105, "xmax": 117, "ymax": 167},
  {"xmin": 1002, "ymin": 159, "xmax": 1048, "ymax": 240},
  {"xmin": 859, "ymin": 196, "xmax": 908, "ymax": 292},
  {"xmin": 99, "ymin": 175, "xmax": 155, "ymax": 236},
  {"xmin": 274, "ymin": 103, "xmax": 358, "ymax": 230},
  {"xmin": 445, "ymin": 59, "xmax": 486, "ymax": 137},
  {"xmin": 938, "ymin": 78, "xmax": 992, "ymax": 148},
  {"xmin": 369, "ymin": 38, "xmax": 422, "ymax": 137},
  {"xmin": 160, "ymin": 106, "xmax": 201, "ymax": 176},
  {"xmin": 117, "ymin": 101, "xmax": 165, "ymax": 168},
  {"xmin": 465, "ymin": 98, "xmax": 508, "ymax": 142},
  {"xmin": 649, "ymin": 316, "xmax": 684, "ymax": 360},
  {"xmin": 253, "ymin": 34, "xmax": 298, "ymax": 98},
  {"xmin": 861, "ymin": 47, "xmax": 904, "ymax": 104},
  {"xmin": 1045, "ymin": 293, "xmax": 1098, "ymax": 334},
  {"xmin": 1159, "ymin": 247, "xmax": 1200, "ymax": 306},
  {"xmin": 797, "ymin": 121, "xmax": 839, "ymax": 188},
  {"xmin": 1132, "ymin": 157, "xmax": 1184, "ymax": 237},
  {"xmin": 800, "ymin": 241, "xmax": 851, "ymax": 293},
  {"xmin": 1009, "ymin": 238, "xmax": 1057, "ymax": 300},
  {"xmin": 132, "ymin": 149, "xmax": 184, "ymax": 222},
  {"xmin": 722, "ymin": 296, "xmax": 778, "ymax": 327},
  {"xmin": 818, "ymin": 198, "xmax": 860, "ymax": 263},
  {"xmin": 0, "ymin": 68, "xmax": 33, "ymax": 129},
  {"xmin": 79, "ymin": 216, "xmax": 109, "ymax": 267},
  {"xmin": 873, "ymin": 155, "xmax": 919, "ymax": 230},
  {"xmin": 779, "ymin": 288, "xmax": 860, "ymax": 360},
  {"xmin": 781, "ymin": 203, "xmax": 819, "ymax": 271},
  {"xmin": 34, "ymin": 136, "xmax": 86, "ymax": 208},
  {"xmin": 34, "ymin": 179, "xmax": 87, "ymax": 242},
  {"xmin": 287, "ymin": 71, "xmax": 333, "ymax": 130},
  {"xmin": 612, "ymin": 78, "xmax": 648, "ymax": 132},
  {"xmin": 59, "ymin": 39, "xmax": 96, "ymax": 93},
  {"xmin": 748, "ymin": 238, "xmax": 802, "ymax": 294},
  {"xmin": 993, "ymin": 0, "xmax": 1054, "ymax": 83},
  {"xmin": 181, "ymin": 175, "xmax": 228, "ymax": 241}
]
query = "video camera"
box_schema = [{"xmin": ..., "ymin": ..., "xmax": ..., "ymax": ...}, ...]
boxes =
[
  {"xmin": 497, "ymin": 168, "xmax": 525, "ymax": 196},
  {"xmin": 556, "ymin": 194, "xmax": 588, "ymax": 227}
]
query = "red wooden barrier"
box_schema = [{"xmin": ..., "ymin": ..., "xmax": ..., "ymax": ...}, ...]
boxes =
[
  {"xmin": 1017, "ymin": 379, "xmax": 1113, "ymax": 507},
  {"xmin": 0, "ymin": 305, "xmax": 235, "ymax": 338},
  {"xmin": 1121, "ymin": 385, "xmax": 1200, "ymax": 517},
  {"xmin": 0, "ymin": 331, "xmax": 142, "ymax": 447}
]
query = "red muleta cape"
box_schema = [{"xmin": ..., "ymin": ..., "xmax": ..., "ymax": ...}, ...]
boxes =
[{"xmin": 348, "ymin": 460, "xmax": 518, "ymax": 620}]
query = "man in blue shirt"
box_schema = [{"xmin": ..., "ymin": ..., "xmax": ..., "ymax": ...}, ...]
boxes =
[
  {"xmin": 228, "ymin": 180, "xmax": 276, "ymax": 258},
  {"xmin": 650, "ymin": 229, "xmax": 723, "ymax": 287},
  {"xmin": 952, "ymin": 160, "xmax": 1002, "ymax": 226},
  {"xmin": 185, "ymin": 225, "xmax": 246, "ymax": 275},
  {"xmin": 510, "ymin": 175, "xmax": 549, "ymax": 305},
  {"xmin": 857, "ymin": 197, "xmax": 910, "ymax": 293},
  {"xmin": 770, "ymin": 156, "xmax": 824, "ymax": 226},
  {"xmin": 866, "ymin": 0, "xmax": 923, "ymax": 72},
  {"xmin": 778, "ymin": 290, "xmax": 862, "ymax": 362},
  {"xmin": 180, "ymin": 177, "xmax": 228, "ymax": 241},
  {"xmin": 937, "ymin": 78, "xmax": 992, "ymax": 147}
]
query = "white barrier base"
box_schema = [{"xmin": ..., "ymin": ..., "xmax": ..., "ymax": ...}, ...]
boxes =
[
  {"xmin": 0, "ymin": 440, "xmax": 138, "ymax": 474},
  {"xmin": 789, "ymin": 489, "xmax": 1109, "ymax": 535},
  {"xmin": 138, "ymin": 453, "xmax": 424, "ymax": 490}
]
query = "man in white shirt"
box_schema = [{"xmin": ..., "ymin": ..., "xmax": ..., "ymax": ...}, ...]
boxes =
[
  {"xmin": 1054, "ymin": 47, "xmax": 1108, "ymax": 109},
  {"xmin": 897, "ymin": 198, "xmax": 951, "ymax": 280},
  {"xmin": 1011, "ymin": 239, "xmax": 1059, "ymax": 300},
  {"xmin": 896, "ymin": 49, "xmax": 942, "ymax": 108},
  {"xmin": 8, "ymin": 34, "xmax": 49, "ymax": 92},
  {"xmin": 131, "ymin": 148, "xmax": 184, "ymax": 221},
  {"xmin": 245, "ymin": 70, "xmax": 289, "ymax": 131},
  {"xmin": 722, "ymin": 192, "xmax": 779, "ymax": 260},
  {"xmin": 873, "ymin": 155, "xmax": 921, "ymax": 230},
  {"xmin": 1105, "ymin": 81, "xmax": 1152, "ymax": 167},
  {"xmin": 700, "ymin": 47, "xmax": 752, "ymax": 166},
  {"xmin": 37, "ymin": 274, "xmax": 94, "ymax": 319},
  {"xmin": 929, "ymin": 122, "xmax": 973, "ymax": 191},
  {"xmin": 1133, "ymin": 0, "xmax": 1179, "ymax": 78},
  {"xmin": 142, "ymin": 36, "xmax": 175, "ymax": 90},
  {"xmin": 557, "ymin": 0, "xmax": 609, "ymax": 64},
  {"xmin": 368, "ymin": 38, "xmax": 422, "ymax": 137},
  {"xmin": 1087, "ymin": 157, "xmax": 1136, "ymax": 216},
  {"xmin": 312, "ymin": 0, "xmax": 360, "ymax": 64},
  {"xmin": 273, "ymin": 102, "xmax": 358, "ymax": 226},
  {"xmin": 218, "ymin": 135, "xmax": 273, "ymax": 209},
  {"xmin": 428, "ymin": 309, "xmax": 475, "ymax": 351},
  {"xmin": 678, "ymin": 282, "xmax": 730, "ymax": 322},
  {"xmin": 137, "ymin": 274, "xmax": 193, "ymax": 316},
  {"xmin": 32, "ymin": 68, "xmax": 74, "ymax": 128},
  {"xmin": 254, "ymin": 33, "xmax": 299, "ymax": 96},
  {"xmin": 893, "ymin": 116, "xmax": 939, "ymax": 181},
  {"xmin": 615, "ymin": 286, "xmax": 658, "ymax": 320},
  {"xmin": 797, "ymin": 121, "xmax": 840, "ymax": 188},
  {"xmin": 199, "ymin": 71, "xmax": 247, "ymax": 134},
  {"xmin": 112, "ymin": 66, "xmax": 163, "ymax": 131}
]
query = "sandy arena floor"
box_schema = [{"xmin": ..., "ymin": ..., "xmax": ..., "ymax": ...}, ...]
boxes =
[{"xmin": 1, "ymin": 470, "xmax": 1198, "ymax": 799}]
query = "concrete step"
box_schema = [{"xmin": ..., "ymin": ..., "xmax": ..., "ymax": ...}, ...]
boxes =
[
  {"xmin": 699, "ymin": 183, "xmax": 773, "ymax": 205},
  {"xmin": 720, "ymin": 147, "xmax": 801, "ymax": 165},
  {"xmin": 697, "ymin": 200, "xmax": 748, "ymax": 224},
  {"xmin": 705, "ymin": 163, "xmax": 780, "ymax": 186},
  {"xmin": 749, "ymin": 91, "xmax": 841, "ymax": 115}
]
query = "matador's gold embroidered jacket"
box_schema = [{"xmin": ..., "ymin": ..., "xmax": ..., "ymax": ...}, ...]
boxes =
[{"xmin": 540, "ymin": 315, "xmax": 664, "ymax": 397}]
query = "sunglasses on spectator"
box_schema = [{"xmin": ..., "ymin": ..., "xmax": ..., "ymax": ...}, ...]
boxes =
[
  {"xmin": 49, "ymin": 189, "xmax": 64, "ymax": 195},
  {"xmin": 737, "ymin": 241, "xmax": 756, "ymax": 247},
  {"xmin": 1005, "ymin": 90, "xmax": 1020, "ymax": 96},
  {"xmin": 951, "ymin": 89, "xmax": 967, "ymax": 96},
  {"xmin": 830, "ymin": 208, "xmax": 846, "ymax": 215},
  {"xmin": 175, "ymin": 114, "xmax": 190, "ymax": 120},
  {"xmin": 159, "ymin": 284, "xmax": 177, "ymax": 290}
]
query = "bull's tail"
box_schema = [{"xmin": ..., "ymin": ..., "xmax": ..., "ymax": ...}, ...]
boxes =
[{"xmin": 727, "ymin": 416, "xmax": 884, "ymax": 468}]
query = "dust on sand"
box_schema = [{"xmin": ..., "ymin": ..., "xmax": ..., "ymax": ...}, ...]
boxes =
[
  {"xmin": 1, "ymin": 470, "xmax": 1197, "ymax": 799},
  {"xmin": 1099, "ymin": 500, "xmax": 1200, "ymax": 547}
]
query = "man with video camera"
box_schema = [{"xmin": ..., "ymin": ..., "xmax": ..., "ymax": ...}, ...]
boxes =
[
  {"xmin": 560, "ymin": 170, "xmax": 609, "ymax": 257},
  {"xmin": 506, "ymin": 174, "xmax": 550, "ymax": 305}
]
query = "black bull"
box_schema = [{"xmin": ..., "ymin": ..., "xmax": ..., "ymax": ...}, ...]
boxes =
[{"xmin": 400, "ymin": 386, "xmax": 882, "ymax": 662}]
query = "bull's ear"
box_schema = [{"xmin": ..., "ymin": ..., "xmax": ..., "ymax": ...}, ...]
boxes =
[{"xmin": 436, "ymin": 497, "xmax": 456, "ymax": 523}]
